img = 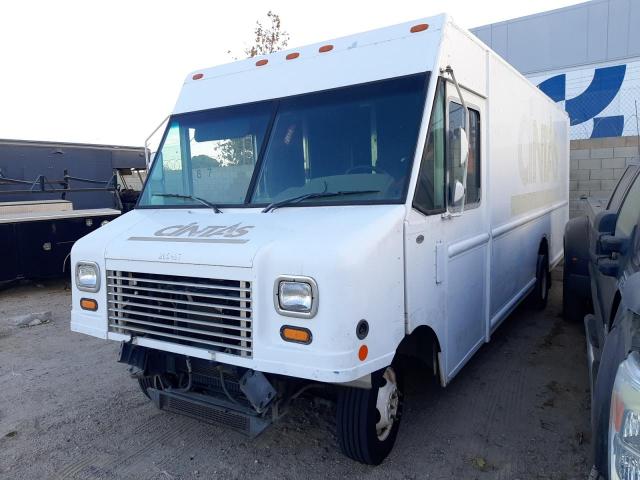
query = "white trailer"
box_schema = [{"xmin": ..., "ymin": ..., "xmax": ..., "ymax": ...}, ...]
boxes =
[{"xmin": 70, "ymin": 14, "xmax": 569, "ymax": 464}]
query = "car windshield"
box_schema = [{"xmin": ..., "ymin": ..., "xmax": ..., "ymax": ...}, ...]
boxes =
[{"xmin": 139, "ymin": 73, "xmax": 428, "ymax": 209}]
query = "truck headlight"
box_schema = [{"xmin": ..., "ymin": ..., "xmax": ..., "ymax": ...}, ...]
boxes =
[
  {"xmin": 274, "ymin": 276, "xmax": 318, "ymax": 318},
  {"xmin": 75, "ymin": 262, "xmax": 100, "ymax": 292},
  {"xmin": 610, "ymin": 352, "xmax": 640, "ymax": 479}
]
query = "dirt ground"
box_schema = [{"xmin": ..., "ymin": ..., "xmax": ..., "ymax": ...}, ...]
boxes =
[{"xmin": 0, "ymin": 269, "xmax": 590, "ymax": 480}]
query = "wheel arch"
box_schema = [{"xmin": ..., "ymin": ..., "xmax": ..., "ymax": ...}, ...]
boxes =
[{"xmin": 396, "ymin": 325, "xmax": 443, "ymax": 381}]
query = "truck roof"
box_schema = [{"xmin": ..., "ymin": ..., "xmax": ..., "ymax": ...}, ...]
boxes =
[{"xmin": 173, "ymin": 14, "xmax": 447, "ymax": 115}]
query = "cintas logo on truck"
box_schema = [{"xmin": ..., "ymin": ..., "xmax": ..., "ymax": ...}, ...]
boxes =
[{"xmin": 128, "ymin": 222, "xmax": 255, "ymax": 244}]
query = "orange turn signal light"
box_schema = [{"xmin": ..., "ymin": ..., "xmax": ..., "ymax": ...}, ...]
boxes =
[
  {"xmin": 255, "ymin": 58, "xmax": 268, "ymax": 67},
  {"xmin": 318, "ymin": 44, "xmax": 334, "ymax": 53},
  {"xmin": 192, "ymin": 73, "xmax": 204, "ymax": 80},
  {"xmin": 80, "ymin": 298, "xmax": 98, "ymax": 311},
  {"xmin": 280, "ymin": 326, "xmax": 312, "ymax": 344},
  {"xmin": 410, "ymin": 23, "xmax": 429, "ymax": 33},
  {"xmin": 286, "ymin": 52, "xmax": 300, "ymax": 60},
  {"xmin": 358, "ymin": 345, "xmax": 368, "ymax": 361}
]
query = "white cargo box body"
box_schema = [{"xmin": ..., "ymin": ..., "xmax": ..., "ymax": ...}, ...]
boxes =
[{"xmin": 71, "ymin": 14, "xmax": 568, "ymax": 385}]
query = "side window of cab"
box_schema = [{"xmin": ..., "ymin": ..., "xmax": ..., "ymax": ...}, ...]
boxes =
[
  {"xmin": 447, "ymin": 102, "xmax": 481, "ymax": 210},
  {"xmin": 413, "ymin": 78, "xmax": 482, "ymax": 216}
]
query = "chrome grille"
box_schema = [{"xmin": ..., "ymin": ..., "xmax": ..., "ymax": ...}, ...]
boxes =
[{"xmin": 107, "ymin": 271, "xmax": 252, "ymax": 357}]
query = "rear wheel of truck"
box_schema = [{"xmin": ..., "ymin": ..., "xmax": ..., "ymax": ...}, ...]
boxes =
[
  {"xmin": 531, "ymin": 252, "xmax": 550, "ymax": 310},
  {"xmin": 336, "ymin": 366, "xmax": 403, "ymax": 465}
]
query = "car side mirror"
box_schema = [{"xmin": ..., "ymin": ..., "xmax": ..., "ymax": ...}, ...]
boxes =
[
  {"xmin": 455, "ymin": 128, "xmax": 469, "ymax": 168},
  {"xmin": 598, "ymin": 234, "xmax": 628, "ymax": 255},
  {"xmin": 597, "ymin": 258, "xmax": 620, "ymax": 277},
  {"xmin": 594, "ymin": 210, "xmax": 618, "ymax": 234}
]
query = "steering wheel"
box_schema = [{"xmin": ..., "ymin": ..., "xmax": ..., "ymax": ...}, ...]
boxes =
[{"xmin": 345, "ymin": 164, "xmax": 390, "ymax": 176}]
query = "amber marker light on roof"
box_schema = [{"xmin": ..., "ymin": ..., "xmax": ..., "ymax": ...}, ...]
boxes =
[
  {"xmin": 255, "ymin": 59, "xmax": 268, "ymax": 66},
  {"xmin": 318, "ymin": 44, "xmax": 334, "ymax": 53},
  {"xmin": 192, "ymin": 73, "xmax": 204, "ymax": 80},
  {"xmin": 410, "ymin": 23, "xmax": 429, "ymax": 33},
  {"xmin": 286, "ymin": 52, "xmax": 300, "ymax": 60}
]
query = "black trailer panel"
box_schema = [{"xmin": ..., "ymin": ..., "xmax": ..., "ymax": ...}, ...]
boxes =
[
  {"xmin": 0, "ymin": 139, "xmax": 145, "ymax": 284},
  {"xmin": 0, "ymin": 209, "xmax": 119, "ymax": 283}
]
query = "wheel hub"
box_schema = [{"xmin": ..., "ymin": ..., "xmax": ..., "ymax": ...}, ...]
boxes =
[{"xmin": 375, "ymin": 367, "xmax": 399, "ymax": 441}]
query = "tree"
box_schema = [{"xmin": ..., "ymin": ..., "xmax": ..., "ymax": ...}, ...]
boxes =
[
  {"xmin": 215, "ymin": 12, "xmax": 290, "ymax": 167},
  {"xmin": 244, "ymin": 11, "xmax": 290, "ymax": 58}
]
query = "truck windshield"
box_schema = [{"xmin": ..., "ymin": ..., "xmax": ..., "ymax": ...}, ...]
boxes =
[{"xmin": 139, "ymin": 73, "xmax": 428, "ymax": 209}]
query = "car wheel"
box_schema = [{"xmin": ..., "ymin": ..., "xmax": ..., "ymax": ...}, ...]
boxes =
[{"xmin": 336, "ymin": 366, "xmax": 403, "ymax": 465}]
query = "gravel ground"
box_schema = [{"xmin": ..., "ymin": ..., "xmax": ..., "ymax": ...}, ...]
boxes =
[{"xmin": 0, "ymin": 269, "xmax": 590, "ymax": 480}]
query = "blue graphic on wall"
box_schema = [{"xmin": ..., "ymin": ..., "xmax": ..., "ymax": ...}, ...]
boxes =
[{"xmin": 536, "ymin": 64, "xmax": 626, "ymax": 138}]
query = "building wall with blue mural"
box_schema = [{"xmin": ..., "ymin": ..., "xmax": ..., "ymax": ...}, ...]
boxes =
[
  {"xmin": 528, "ymin": 62, "xmax": 639, "ymax": 139},
  {"xmin": 472, "ymin": 0, "xmax": 640, "ymax": 140}
]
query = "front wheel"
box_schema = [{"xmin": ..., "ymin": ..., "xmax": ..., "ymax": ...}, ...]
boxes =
[{"xmin": 336, "ymin": 366, "xmax": 403, "ymax": 465}]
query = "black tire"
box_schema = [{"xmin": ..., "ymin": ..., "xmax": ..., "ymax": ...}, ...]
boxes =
[
  {"xmin": 562, "ymin": 217, "xmax": 591, "ymax": 322},
  {"xmin": 531, "ymin": 252, "xmax": 550, "ymax": 310},
  {"xmin": 562, "ymin": 265, "xmax": 587, "ymax": 322},
  {"xmin": 336, "ymin": 366, "xmax": 403, "ymax": 465}
]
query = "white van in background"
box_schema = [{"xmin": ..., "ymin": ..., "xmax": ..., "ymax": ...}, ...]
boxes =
[{"xmin": 70, "ymin": 14, "xmax": 569, "ymax": 464}]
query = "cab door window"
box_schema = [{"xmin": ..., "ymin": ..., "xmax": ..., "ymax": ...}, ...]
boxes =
[{"xmin": 448, "ymin": 101, "xmax": 481, "ymax": 210}]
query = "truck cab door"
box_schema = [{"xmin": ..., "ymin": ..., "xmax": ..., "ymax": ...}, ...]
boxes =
[
  {"xmin": 404, "ymin": 77, "xmax": 488, "ymax": 383},
  {"xmin": 440, "ymin": 85, "xmax": 488, "ymax": 380}
]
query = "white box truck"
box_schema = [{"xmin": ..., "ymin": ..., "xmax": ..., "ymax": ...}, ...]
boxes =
[{"xmin": 70, "ymin": 14, "xmax": 569, "ymax": 464}]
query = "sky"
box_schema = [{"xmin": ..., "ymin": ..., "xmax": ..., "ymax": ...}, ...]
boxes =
[{"xmin": 0, "ymin": 0, "xmax": 583, "ymax": 148}]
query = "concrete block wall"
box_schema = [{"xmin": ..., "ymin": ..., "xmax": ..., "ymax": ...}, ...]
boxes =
[{"xmin": 569, "ymin": 136, "xmax": 640, "ymax": 217}]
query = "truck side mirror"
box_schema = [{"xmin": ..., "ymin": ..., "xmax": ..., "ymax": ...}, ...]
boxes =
[
  {"xmin": 455, "ymin": 127, "xmax": 469, "ymax": 168},
  {"xmin": 594, "ymin": 210, "xmax": 617, "ymax": 234},
  {"xmin": 453, "ymin": 180, "xmax": 465, "ymax": 203}
]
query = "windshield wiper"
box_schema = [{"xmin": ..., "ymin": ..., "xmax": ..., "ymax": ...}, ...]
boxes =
[
  {"xmin": 153, "ymin": 193, "xmax": 223, "ymax": 213},
  {"xmin": 262, "ymin": 190, "xmax": 380, "ymax": 213}
]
